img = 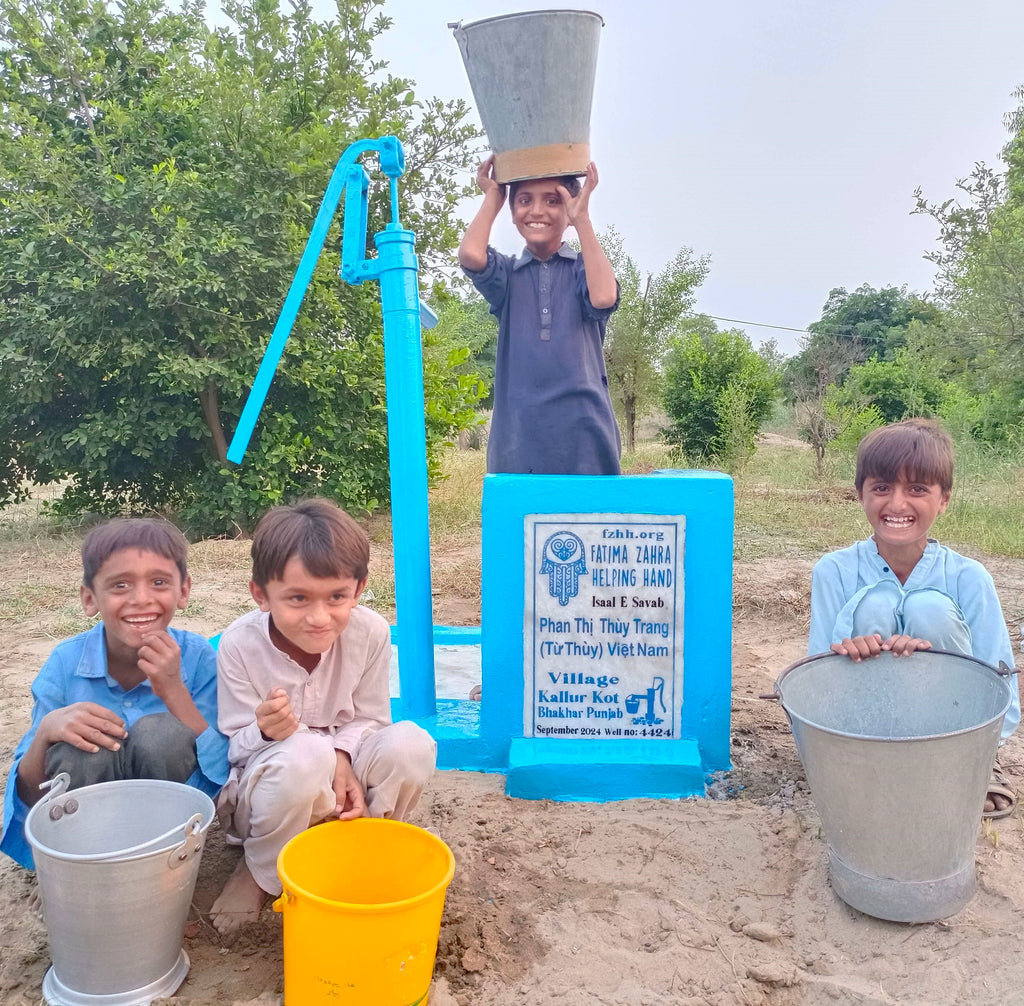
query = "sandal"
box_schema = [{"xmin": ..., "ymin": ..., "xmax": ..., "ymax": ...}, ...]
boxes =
[{"xmin": 984, "ymin": 762, "xmax": 1017, "ymax": 820}]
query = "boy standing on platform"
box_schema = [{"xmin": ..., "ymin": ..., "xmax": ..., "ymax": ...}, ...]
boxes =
[
  {"xmin": 809, "ymin": 419, "xmax": 1020, "ymax": 817},
  {"xmin": 211, "ymin": 498, "xmax": 436, "ymax": 937},
  {"xmin": 459, "ymin": 156, "xmax": 621, "ymax": 475}
]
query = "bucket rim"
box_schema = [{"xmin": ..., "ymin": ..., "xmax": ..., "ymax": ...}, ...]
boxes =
[
  {"xmin": 451, "ymin": 9, "xmax": 605, "ymax": 32},
  {"xmin": 276, "ymin": 818, "xmax": 455, "ymax": 914},
  {"xmin": 490, "ymin": 166, "xmax": 588, "ymax": 184},
  {"xmin": 773, "ymin": 648, "xmax": 1013, "ymax": 742},
  {"xmin": 26, "ymin": 778, "xmax": 214, "ymax": 864}
]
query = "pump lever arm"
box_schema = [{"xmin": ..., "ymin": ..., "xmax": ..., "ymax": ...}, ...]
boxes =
[{"xmin": 227, "ymin": 136, "xmax": 416, "ymax": 464}]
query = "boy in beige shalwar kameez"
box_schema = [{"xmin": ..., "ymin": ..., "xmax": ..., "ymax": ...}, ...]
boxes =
[{"xmin": 210, "ymin": 499, "xmax": 435, "ymax": 937}]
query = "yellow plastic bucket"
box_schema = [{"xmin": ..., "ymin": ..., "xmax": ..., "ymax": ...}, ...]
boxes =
[{"xmin": 274, "ymin": 818, "xmax": 455, "ymax": 1005}]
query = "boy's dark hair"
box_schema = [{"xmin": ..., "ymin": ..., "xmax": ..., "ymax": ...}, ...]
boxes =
[
  {"xmin": 508, "ymin": 174, "xmax": 582, "ymax": 204},
  {"xmin": 251, "ymin": 498, "xmax": 369, "ymax": 587},
  {"xmin": 855, "ymin": 419, "xmax": 954, "ymax": 495},
  {"xmin": 81, "ymin": 518, "xmax": 189, "ymax": 588}
]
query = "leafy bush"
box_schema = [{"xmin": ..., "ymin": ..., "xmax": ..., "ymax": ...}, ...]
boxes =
[
  {"xmin": 0, "ymin": 0, "xmax": 480, "ymax": 534},
  {"xmin": 830, "ymin": 352, "xmax": 946, "ymax": 423},
  {"xmin": 661, "ymin": 329, "xmax": 778, "ymax": 468}
]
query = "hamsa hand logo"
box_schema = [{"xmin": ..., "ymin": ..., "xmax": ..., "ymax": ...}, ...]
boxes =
[{"xmin": 540, "ymin": 531, "xmax": 587, "ymax": 606}]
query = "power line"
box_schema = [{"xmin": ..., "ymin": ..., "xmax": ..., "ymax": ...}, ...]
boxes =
[{"xmin": 704, "ymin": 315, "xmax": 810, "ymax": 334}]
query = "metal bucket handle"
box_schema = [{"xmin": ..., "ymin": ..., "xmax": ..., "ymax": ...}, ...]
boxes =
[
  {"xmin": 34, "ymin": 775, "xmax": 210, "ymax": 863},
  {"xmin": 447, "ymin": 10, "xmax": 606, "ymax": 32},
  {"xmin": 759, "ymin": 651, "xmax": 830, "ymax": 704},
  {"xmin": 36, "ymin": 772, "xmax": 81, "ymax": 821},
  {"xmin": 168, "ymin": 813, "xmax": 206, "ymax": 870}
]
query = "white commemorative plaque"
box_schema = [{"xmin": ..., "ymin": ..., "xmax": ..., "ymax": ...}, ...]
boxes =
[{"xmin": 524, "ymin": 513, "xmax": 685, "ymax": 739}]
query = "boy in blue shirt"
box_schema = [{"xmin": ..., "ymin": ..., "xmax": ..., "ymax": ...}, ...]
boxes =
[
  {"xmin": 459, "ymin": 156, "xmax": 621, "ymax": 475},
  {"xmin": 809, "ymin": 419, "xmax": 1019, "ymax": 817},
  {"xmin": 1, "ymin": 519, "xmax": 229, "ymax": 868}
]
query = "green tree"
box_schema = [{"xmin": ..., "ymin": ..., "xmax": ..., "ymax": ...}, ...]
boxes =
[
  {"xmin": 909, "ymin": 84, "xmax": 1024, "ymax": 440},
  {"xmin": 661, "ymin": 326, "xmax": 778, "ymax": 470},
  {"xmin": 785, "ymin": 284, "xmax": 943, "ymax": 399},
  {"xmin": 783, "ymin": 286, "xmax": 944, "ymax": 469},
  {"xmin": 427, "ymin": 295, "xmax": 497, "ymax": 409},
  {"xmin": 0, "ymin": 0, "xmax": 479, "ymax": 533},
  {"xmin": 914, "ymin": 130, "xmax": 1024, "ymax": 437},
  {"xmin": 756, "ymin": 336, "xmax": 789, "ymax": 375},
  {"xmin": 788, "ymin": 329, "xmax": 862, "ymax": 476},
  {"xmin": 829, "ymin": 350, "xmax": 946, "ymax": 423},
  {"xmin": 600, "ymin": 228, "xmax": 709, "ymax": 452}
]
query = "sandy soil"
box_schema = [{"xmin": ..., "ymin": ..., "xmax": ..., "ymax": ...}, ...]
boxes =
[{"xmin": 2, "ymin": 532, "xmax": 1024, "ymax": 1006}]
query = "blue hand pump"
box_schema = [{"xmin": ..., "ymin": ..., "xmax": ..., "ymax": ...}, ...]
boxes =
[{"xmin": 226, "ymin": 136, "xmax": 437, "ymax": 719}]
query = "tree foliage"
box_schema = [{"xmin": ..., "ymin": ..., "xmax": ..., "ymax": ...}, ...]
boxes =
[
  {"xmin": 600, "ymin": 228, "xmax": 709, "ymax": 452},
  {"xmin": 828, "ymin": 350, "xmax": 946, "ymax": 424},
  {"xmin": 784, "ymin": 285, "xmax": 945, "ymax": 468},
  {"xmin": 661, "ymin": 325, "xmax": 778, "ymax": 471},
  {"xmin": 0, "ymin": 0, "xmax": 481, "ymax": 533},
  {"xmin": 909, "ymin": 86, "xmax": 1024, "ymax": 441},
  {"xmin": 784, "ymin": 284, "xmax": 942, "ymax": 401},
  {"xmin": 427, "ymin": 295, "xmax": 497, "ymax": 409}
]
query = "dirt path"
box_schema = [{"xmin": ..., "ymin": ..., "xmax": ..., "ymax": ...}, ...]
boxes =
[{"xmin": 2, "ymin": 537, "xmax": 1024, "ymax": 1005}]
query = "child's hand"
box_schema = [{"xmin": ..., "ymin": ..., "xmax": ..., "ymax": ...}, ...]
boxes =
[
  {"xmin": 137, "ymin": 629, "xmax": 183, "ymax": 694},
  {"xmin": 881, "ymin": 634, "xmax": 932, "ymax": 657},
  {"xmin": 476, "ymin": 154, "xmax": 506, "ymax": 203},
  {"xmin": 40, "ymin": 702, "xmax": 127, "ymax": 753},
  {"xmin": 256, "ymin": 687, "xmax": 299, "ymax": 741},
  {"xmin": 831, "ymin": 634, "xmax": 885, "ymax": 662},
  {"xmin": 831, "ymin": 633, "xmax": 933, "ymax": 661},
  {"xmin": 332, "ymin": 752, "xmax": 366, "ymax": 821},
  {"xmin": 558, "ymin": 161, "xmax": 598, "ymax": 226}
]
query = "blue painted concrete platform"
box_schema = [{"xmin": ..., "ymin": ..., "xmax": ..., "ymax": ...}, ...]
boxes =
[{"xmin": 392, "ymin": 469, "xmax": 733, "ymax": 802}]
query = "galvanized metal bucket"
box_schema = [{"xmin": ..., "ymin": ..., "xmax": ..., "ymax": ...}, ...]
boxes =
[
  {"xmin": 772, "ymin": 649, "xmax": 1012, "ymax": 923},
  {"xmin": 26, "ymin": 774, "xmax": 214, "ymax": 1006},
  {"xmin": 450, "ymin": 9, "xmax": 604, "ymax": 183}
]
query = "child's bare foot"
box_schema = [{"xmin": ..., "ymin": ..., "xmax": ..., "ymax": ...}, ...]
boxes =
[{"xmin": 210, "ymin": 858, "xmax": 270, "ymax": 938}]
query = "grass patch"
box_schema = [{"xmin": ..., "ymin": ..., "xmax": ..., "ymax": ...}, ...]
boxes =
[
  {"xmin": 621, "ymin": 442, "xmax": 677, "ymax": 474},
  {"xmin": 363, "ymin": 573, "xmax": 396, "ymax": 617},
  {"xmin": 50, "ymin": 608, "xmax": 94, "ymax": 639},
  {"xmin": 741, "ymin": 443, "xmax": 826, "ymax": 490},
  {"xmin": 428, "ymin": 449, "xmax": 486, "ymax": 540},
  {"xmin": 734, "ymin": 485, "xmax": 865, "ymax": 561},
  {"xmin": 733, "ymin": 432, "xmax": 1024, "ymax": 560},
  {"xmin": 938, "ymin": 467, "xmax": 1024, "ymax": 558},
  {"xmin": 2, "ymin": 434, "xmax": 1021, "ymax": 629},
  {"xmin": 0, "ymin": 584, "xmax": 78, "ymax": 624}
]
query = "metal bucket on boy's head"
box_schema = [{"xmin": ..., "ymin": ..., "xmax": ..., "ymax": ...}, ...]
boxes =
[
  {"xmin": 25, "ymin": 774, "xmax": 214, "ymax": 1006},
  {"xmin": 450, "ymin": 9, "xmax": 604, "ymax": 184},
  {"xmin": 770, "ymin": 648, "xmax": 1013, "ymax": 923}
]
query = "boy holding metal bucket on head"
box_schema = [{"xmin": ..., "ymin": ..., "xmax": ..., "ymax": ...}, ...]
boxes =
[
  {"xmin": 0, "ymin": 518, "xmax": 229, "ymax": 870},
  {"xmin": 459, "ymin": 156, "xmax": 622, "ymax": 475},
  {"xmin": 210, "ymin": 498, "xmax": 436, "ymax": 937},
  {"xmin": 808, "ymin": 418, "xmax": 1020, "ymax": 817}
]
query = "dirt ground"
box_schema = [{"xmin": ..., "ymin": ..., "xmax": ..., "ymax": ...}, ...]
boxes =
[{"xmin": 2, "ymin": 528, "xmax": 1024, "ymax": 1005}]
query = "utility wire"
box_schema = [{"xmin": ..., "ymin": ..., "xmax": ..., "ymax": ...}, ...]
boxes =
[
  {"xmin": 702, "ymin": 315, "xmax": 904, "ymax": 344},
  {"xmin": 703, "ymin": 315, "xmax": 810, "ymax": 334}
]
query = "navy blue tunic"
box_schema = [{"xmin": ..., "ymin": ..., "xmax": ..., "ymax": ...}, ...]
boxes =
[{"xmin": 465, "ymin": 244, "xmax": 621, "ymax": 475}]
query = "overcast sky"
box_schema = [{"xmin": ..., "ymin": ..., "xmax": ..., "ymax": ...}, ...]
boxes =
[{"xmin": 302, "ymin": 0, "xmax": 1024, "ymax": 354}]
